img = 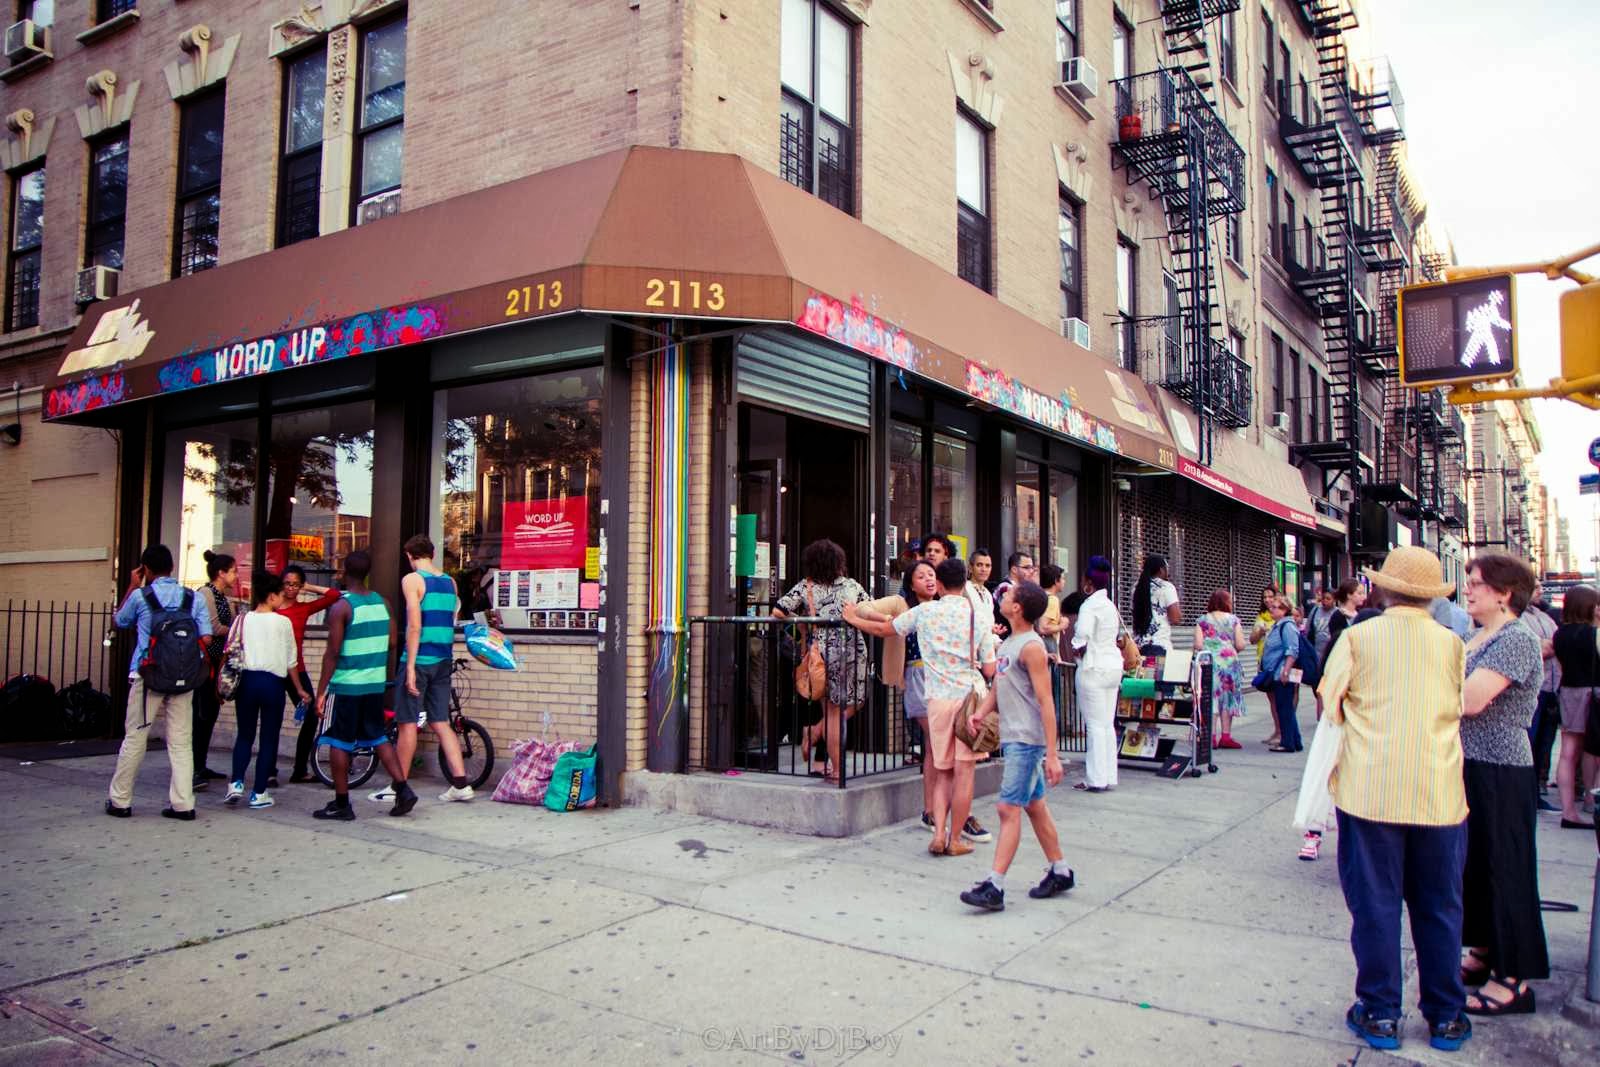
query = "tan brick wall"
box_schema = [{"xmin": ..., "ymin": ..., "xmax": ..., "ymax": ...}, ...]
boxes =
[
  {"xmin": 684, "ymin": 340, "xmax": 713, "ymax": 771},
  {"xmin": 623, "ymin": 327, "xmax": 653, "ymax": 772}
]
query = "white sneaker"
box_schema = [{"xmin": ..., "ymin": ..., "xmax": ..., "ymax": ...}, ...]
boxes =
[
  {"xmin": 248, "ymin": 791, "xmax": 275, "ymax": 810},
  {"xmin": 368, "ymin": 786, "xmax": 396, "ymax": 803},
  {"xmin": 439, "ymin": 785, "xmax": 475, "ymax": 802},
  {"xmin": 224, "ymin": 781, "xmax": 245, "ymax": 805}
]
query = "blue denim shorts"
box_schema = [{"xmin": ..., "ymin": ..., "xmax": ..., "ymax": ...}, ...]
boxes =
[{"xmin": 998, "ymin": 742, "xmax": 1047, "ymax": 807}]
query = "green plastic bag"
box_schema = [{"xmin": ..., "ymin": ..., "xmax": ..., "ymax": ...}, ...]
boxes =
[{"xmin": 544, "ymin": 745, "xmax": 598, "ymax": 811}]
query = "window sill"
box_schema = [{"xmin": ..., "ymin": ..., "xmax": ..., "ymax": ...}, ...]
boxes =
[
  {"xmin": 1221, "ymin": 76, "xmax": 1245, "ymax": 111},
  {"xmin": 955, "ymin": 0, "xmax": 1004, "ymax": 33},
  {"xmin": 76, "ymin": 10, "xmax": 141, "ymax": 47},
  {"xmin": 1225, "ymin": 254, "xmax": 1249, "ymax": 281},
  {"xmin": 0, "ymin": 51, "xmax": 51, "ymax": 82},
  {"xmin": 1052, "ymin": 83, "xmax": 1095, "ymax": 124}
]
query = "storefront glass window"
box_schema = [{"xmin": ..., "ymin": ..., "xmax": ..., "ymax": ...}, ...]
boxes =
[
  {"xmin": 1047, "ymin": 468, "xmax": 1079, "ymax": 579},
  {"xmin": 162, "ymin": 419, "xmax": 258, "ymax": 590},
  {"xmin": 888, "ymin": 421, "xmax": 922, "ymax": 580},
  {"xmin": 265, "ymin": 402, "xmax": 375, "ymax": 588},
  {"xmin": 435, "ymin": 367, "xmax": 602, "ymax": 630},
  {"xmin": 931, "ymin": 432, "xmax": 975, "ymax": 558},
  {"xmin": 1015, "ymin": 459, "xmax": 1041, "ymax": 565}
]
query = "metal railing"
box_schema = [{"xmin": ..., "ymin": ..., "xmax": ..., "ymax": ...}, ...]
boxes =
[
  {"xmin": 2, "ymin": 601, "xmax": 125, "ymax": 740},
  {"xmin": 690, "ymin": 616, "xmax": 1085, "ymax": 784}
]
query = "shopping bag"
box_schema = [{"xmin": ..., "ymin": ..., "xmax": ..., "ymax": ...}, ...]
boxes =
[
  {"xmin": 544, "ymin": 744, "xmax": 599, "ymax": 811},
  {"xmin": 1293, "ymin": 717, "xmax": 1342, "ymax": 831},
  {"xmin": 492, "ymin": 737, "xmax": 582, "ymax": 805}
]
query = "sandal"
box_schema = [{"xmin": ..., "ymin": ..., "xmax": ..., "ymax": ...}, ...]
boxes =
[
  {"xmin": 929, "ymin": 836, "xmax": 948, "ymax": 856},
  {"xmin": 1459, "ymin": 948, "xmax": 1491, "ymax": 987},
  {"xmin": 1464, "ymin": 977, "xmax": 1535, "ymax": 1016}
]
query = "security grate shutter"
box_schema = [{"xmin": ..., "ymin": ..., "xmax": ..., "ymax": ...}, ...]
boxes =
[{"xmin": 735, "ymin": 329, "xmax": 871, "ymax": 430}]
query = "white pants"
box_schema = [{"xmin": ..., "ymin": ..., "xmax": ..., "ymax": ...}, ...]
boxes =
[
  {"xmin": 1077, "ymin": 667, "xmax": 1122, "ymax": 788},
  {"xmin": 108, "ymin": 677, "xmax": 195, "ymax": 812}
]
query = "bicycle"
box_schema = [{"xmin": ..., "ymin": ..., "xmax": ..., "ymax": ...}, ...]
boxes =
[{"xmin": 310, "ymin": 659, "xmax": 495, "ymax": 790}]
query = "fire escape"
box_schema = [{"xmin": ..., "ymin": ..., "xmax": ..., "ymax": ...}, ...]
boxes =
[{"xmin": 1111, "ymin": 1, "xmax": 1248, "ymax": 467}]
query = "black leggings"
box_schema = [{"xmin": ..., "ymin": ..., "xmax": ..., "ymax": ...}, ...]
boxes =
[
  {"xmin": 192, "ymin": 674, "xmax": 221, "ymax": 773},
  {"xmin": 289, "ymin": 670, "xmax": 319, "ymax": 778}
]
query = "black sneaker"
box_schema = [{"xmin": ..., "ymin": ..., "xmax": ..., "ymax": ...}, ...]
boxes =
[
  {"xmin": 1430, "ymin": 1014, "xmax": 1472, "ymax": 1052},
  {"xmin": 962, "ymin": 816, "xmax": 993, "ymax": 843},
  {"xmin": 200, "ymin": 767, "xmax": 227, "ymax": 781},
  {"xmin": 192, "ymin": 777, "xmax": 209, "ymax": 792},
  {"xmin": 389, "ymin": 784, "xmax": 419, "ymax": 817},
  {"xmin": 1028, "ymin": 868, "xmax": 1076, "ymax": 898},
  {"xmin": 104, "ymin": 799, "xmax": 131, "ymax": 818},
  {"xmin": 920, "ymin": 811, "xmax": 936, "ymax": 833},
  {"xmin": 266, "ymin": 775, "xmax": 280, "ymax": 789},
  {"xmin": 959, "ymin": 880, "xmax": 1005, "ymax": 912},
  {"xmin": 312, "ymin": 800, "xmax": 356, "ymax": 821},
  {"xmin": 1345, "ymin": 1002, "xmax": 1400, "ymax": 1051},
  {"xmin": 159, "ymin": 807, "xmax": 196, "ymax": 822}
]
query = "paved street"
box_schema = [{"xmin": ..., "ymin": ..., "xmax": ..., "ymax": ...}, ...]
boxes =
[{"xmin": 2, "ymin": 691, "xmax": 1597, "ymax": 1067}]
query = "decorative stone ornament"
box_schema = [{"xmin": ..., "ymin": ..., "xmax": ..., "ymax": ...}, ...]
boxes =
[
  {"xmin": 165, "ymin": 26, "xmax": 241, "ymax": 99},
  {"xmin": 1, "ymin": 110, "xmax": 54, "ymax": 170},
  {"xmin": 76, "ymin": 70, "xmax": 139, "ymax": 139},
  {"xmin": 1054, "ymin": 142, "xmax": 1094, "ymax": 205},
  {"xmin": 947, "ymin": 50, "xmax": 1003, "ymax": 127}
]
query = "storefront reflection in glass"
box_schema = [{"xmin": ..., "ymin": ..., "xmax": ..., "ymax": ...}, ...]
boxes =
[
  {"xmin": 887, "ymin": 422, "xmax": 922, "ymax": 580},
  {"xmin": 265, "ymin": 402, "xmax": 375, "ymax": 590},
  {"xmin": 163, "ymin": 419, "xmax": 257, "ymax": 591},
  {"xmin": 931, "ymin": 432, "xmax": 974, "ymax": 557},
  {"xmin": 1048, "ymin": 467, "xmax": 1079, "ymax": 579},
  {"xmin": 434, "ymin": 366, "xmax": 602, "ymax": 631},
  {"xmin": 1015, "ymin": 458, "xmax": 1041, "ymax": 564}
]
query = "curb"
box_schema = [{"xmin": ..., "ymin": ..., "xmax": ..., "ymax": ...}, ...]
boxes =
[{"xmin": 1561, "ymin": 991, "xmax": 1600, "ymax": 1030}]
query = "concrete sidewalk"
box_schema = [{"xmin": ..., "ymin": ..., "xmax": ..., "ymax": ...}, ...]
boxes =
[{"xmin": 1, "ymin": 690, "xmax": 1596, "ymax": 1066}]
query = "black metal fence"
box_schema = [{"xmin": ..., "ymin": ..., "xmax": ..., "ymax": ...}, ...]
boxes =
[
  {"xmin": 2, "ymin": 601, "xmax": 124, "ymax": 741},
  {"xmin": 690, "ymin": 616, "xmax": 1085, "ymax": 785}
]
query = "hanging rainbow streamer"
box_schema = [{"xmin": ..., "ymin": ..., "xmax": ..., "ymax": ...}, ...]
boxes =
[{"xmin": 647, "ymin": 343, "xmax": 691, "ymax": 767}]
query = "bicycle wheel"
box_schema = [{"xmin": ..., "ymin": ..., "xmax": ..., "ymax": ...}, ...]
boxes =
[
  {"xmin": 442, "ymin": 717, "xmax": 495, "ymax": 790},
  {"xmin": 310, "ymin": 721, "xmax": 380, "ymax": 789}
]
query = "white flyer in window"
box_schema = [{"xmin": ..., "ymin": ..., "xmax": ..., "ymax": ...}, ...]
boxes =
[{"xmin": 529, "ymin": 568, "xmax": 580, "ymax": 609}]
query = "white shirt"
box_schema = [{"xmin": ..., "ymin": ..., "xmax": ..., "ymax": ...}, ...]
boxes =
[
  {"xmin": 963, "ymin": 581, "xmax": 993, "ymax": 622},
  {"xmin": 1142, "ymin": 577, "xmax": 1179, "ymax": 650},
  {"xmin": 234, "ymin": 611, "xmax": 299, "ymax": 678},
  {"xmin": 1072, "ymin": 588, "xmax": 1124, "ymax": 671}
]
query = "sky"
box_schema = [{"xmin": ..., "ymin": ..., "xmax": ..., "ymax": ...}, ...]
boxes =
[{"xmin": 1367, "ymin": 0, "xmax": 1600, "ymax": 572}]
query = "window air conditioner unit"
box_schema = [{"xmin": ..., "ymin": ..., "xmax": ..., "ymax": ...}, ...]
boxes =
[
  {"xmin": 75, "ymin": 265, "xmax": 119, "ymax": 305},
  {"xmin": 4, "ymin": 19, "xmax": 49, "ymax": 63},
  {"xmin": 1269, "ymin": 410, "xmax": 1290, "ymax": 433},
  {"xmin": 356, "ymin": 189, "xmax": 402, "ymax": 226},
  {"xmin": 1058, "ymin": 57, "xmax": 1098, "ymax": 101},
  {"xmin": 1061, "ymin": 317, "xmax": 1092, "ymax": 349}
]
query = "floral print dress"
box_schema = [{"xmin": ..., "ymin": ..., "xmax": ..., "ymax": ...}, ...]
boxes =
[
  {"xmin": 1196, "ymin": 612, "xmax": 1245, "ymax": 719},
  {"xmin": 777, "ymin": 577, "xmax": 870, "ymax": 708}
]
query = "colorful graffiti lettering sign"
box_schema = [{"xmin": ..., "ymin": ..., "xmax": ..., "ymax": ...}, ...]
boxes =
[
  {"xmin": 964, "ymin": 362, "xmax": 1122, "ymax": 454},
  {"xmin": 45, "ymin": 372, "xmax": 127, "ymax": 419},
  {"xmin": 795, "ymin": 292, "xmax": 924, "ymax": 370}
]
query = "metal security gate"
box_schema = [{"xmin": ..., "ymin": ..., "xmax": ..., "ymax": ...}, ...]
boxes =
[{"xmin": 735, "ymin": 329, "xmax": 871, "ymax": 429}]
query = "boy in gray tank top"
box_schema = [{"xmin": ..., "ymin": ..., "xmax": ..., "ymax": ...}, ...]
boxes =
[{"xmin": 960, "ymin": 581, "xmax": 1075, "ymax": 912}]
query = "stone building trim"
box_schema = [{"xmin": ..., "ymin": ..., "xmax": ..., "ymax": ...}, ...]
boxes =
[
  {"xmin": 268, "ymin": 0, "xmax": 406, "ymax": 56},
  {"xmin": 947, "ymin": 50, "xmax": 1003, "ymax": 127},
  {"xmin": 164, "ymin": 26, "xmax": 243, "ymax": 100},
  {"xmin": 74, "ymin": 71, "xmax": 140, "ymax": 139},
  {"xmin": 1053, "ymin": 141, "xmax": 1093, "ymax": 205},
  {"xmin": 1, "ymin": 111, "xmax": 54, "ymax": 171}
]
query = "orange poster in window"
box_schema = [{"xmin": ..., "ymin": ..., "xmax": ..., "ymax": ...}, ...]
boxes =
[{"xmin": 501, "ymin": 497, "xmax": 588, "ymax": 570}]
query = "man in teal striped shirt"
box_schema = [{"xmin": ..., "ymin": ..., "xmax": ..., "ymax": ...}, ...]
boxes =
[
  {"xmin": 389, "ymin": 534, "xmax": 473, "ymax": 802},
  {"xmin": 312, "ymin": 551, "xmax": 413, "ymax": 820}
]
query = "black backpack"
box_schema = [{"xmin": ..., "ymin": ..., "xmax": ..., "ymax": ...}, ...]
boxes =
[
  {"xmin": 138, "ymin": 588, "xmax": 211, "ymax": 695},
  {"xmin": 1294, "ymin": 627, "xmax": 1323, "ymax": 689}
]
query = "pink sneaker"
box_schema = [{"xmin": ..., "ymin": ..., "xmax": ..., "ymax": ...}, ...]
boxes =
[{"xmin": 1298, "ymin": 833, "xmax": 1322, "ymax": 861}]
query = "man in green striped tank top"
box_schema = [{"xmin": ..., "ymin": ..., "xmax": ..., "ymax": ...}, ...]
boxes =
[
  {"xmin": 312, "ymin": 551, "xmax": 414, "ymax": 820},
  {"xmin": 392, "ymin": 535, "xmax": 474, "ymax": 802}
]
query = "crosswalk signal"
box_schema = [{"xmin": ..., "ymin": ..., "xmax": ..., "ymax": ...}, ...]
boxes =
[
  {"xmin": 1398, "ymin": 273, "xmax": 1517, "ymax": 389},
  {"xmin": 1560, "ymin": 283, "xmax": 1600, "ymax": 383}
]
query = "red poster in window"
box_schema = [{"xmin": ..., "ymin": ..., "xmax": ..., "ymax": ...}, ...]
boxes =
[{"xmin": 500, "ymin": 496, "xmax": 588, "ymax": 570}]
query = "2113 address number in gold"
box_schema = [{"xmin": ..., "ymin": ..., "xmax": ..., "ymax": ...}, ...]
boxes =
[
  {"xmin": 644, "ymin": 278, "xmax": 726, "ymax": 312},
  {"xmin": 505, "ymin": 280, "xmax": 563, "ymax": 317}
]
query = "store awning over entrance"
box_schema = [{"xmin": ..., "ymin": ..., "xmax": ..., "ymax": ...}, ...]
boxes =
[
  {"xmin": 1151, "ymin": 392, "xmax": 1318, "ymax": 530},
  {"xmin": 44, "ymin": 146, "xmax": 1176, "ymax": 462}
]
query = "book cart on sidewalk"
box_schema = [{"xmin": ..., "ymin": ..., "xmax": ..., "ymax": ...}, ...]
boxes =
[{"xmin": 1114, "ymin": 650, "xmax": 1217, "ymax": 779}]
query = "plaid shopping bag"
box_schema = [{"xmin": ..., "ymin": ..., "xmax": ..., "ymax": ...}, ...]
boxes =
[{"xmin": 492, "ymin": 737, "xmax": 583, "ymax": 805}]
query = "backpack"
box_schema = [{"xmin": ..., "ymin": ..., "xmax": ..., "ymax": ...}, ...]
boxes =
[
  {"xmin": 138, "ymin": 588, "xmax": 211, "ymax": 695},
  {"xmin": 1294, "ymin": 627, "xmax": 1323, "ymax": 689}
]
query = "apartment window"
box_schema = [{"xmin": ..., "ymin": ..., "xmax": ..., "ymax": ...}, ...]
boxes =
[
  {"xmin": 955, "ymin": 110, "xmax": 990, "ymax": 292},
  {"xmin": 1111, "ymin": 12, "xmax": 1133, "ymax": 82},
  {"xmin": 85, "ymin": 134, "xmax": 128, "ymax": 270},
  {"xmin": 1225, "ymin": 211, "xmax": 1242, "ymax": 264},
  {"xmin": 1058, "ymin": 194, "xmax": 1082, "ymax": 323},
  {"xmin": 21, "ymin": 1, "xmax": 53, "ymax": 26},
  {"xmin": 1266, "ymin": 168, "xmax": 1279, "ymax": 261},
  {"xmin": 780, "ymin": 0, "xmax": 854, "ymax": 214},
  {"xmin": 96, "ymin": 0, "xmax": 134, "ymax": 22},
  {"xmin": 1227, "ymin": 328, "xmax": 1244, "ymax": 363},
  {"xmin": 1116, "ymin": 238, "xmax": 1137, "ymax": 372},
  {"xmin": 1269, "ymin": 332, "xmax": 1285, "ymax": 421},
  {"xmin": 1218, "ymin": 10, "xmax": 1236, "ymax": 87},
  {"xmin": 1283, "ymin": 191, "xmax": 1297, "ymax": 267},
  {"xmin": 1278, "ymin": 42, "xmax": 1291, "ymax": 110},
  {"xmin": 1288, "ymin": 348, "xmax": 1304, "ymax": 441},
  {"xmin": 1055, "ymin": 1, "xmax": 1079, "ymax": 69},
  {"xmin": 1262, "ymin": 13, "xmax": 1274, "ymax": 97},
  {"xmin": 6, "ymin": 165, "xmax": 44, "ymax": 332},
  {"xmin": 1307, "ymin": 371, "xmax": 1321, "ymax": 441},
  {"xmin": 1299, "ymin": 76, "xmax": 1312, "ymax": 126},
  {"xmin": 353, "ymin": 16, "xmax": 406, "ymax": 214},
  {"xmin": 278, "ymin": 47, "xmax": 326, "ymax": 247},
  {"xmin": 174, "ymin": 90, "xmax": 224, "ymax": 277}
]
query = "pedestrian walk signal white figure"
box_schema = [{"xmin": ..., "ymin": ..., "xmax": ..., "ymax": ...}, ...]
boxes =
[{"xmin": 1460, "ymin": 290, "xmax": 1511, "ymax": 368}]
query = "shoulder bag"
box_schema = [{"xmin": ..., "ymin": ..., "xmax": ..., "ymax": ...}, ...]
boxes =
[
  {"xmin": 954, "ymin": 603, "xmax": 1000, "ymax": 755},
  {"xmin": 215, "ymin": 614, "xmax": 247, "ymax": 701},
  {"xmin": 1116, "ymin": 605, "xmax": 1142, "ymax": 672},
  {"xmin": 793, "ymin": 581, "xmax": 829, "ymax": 703}
]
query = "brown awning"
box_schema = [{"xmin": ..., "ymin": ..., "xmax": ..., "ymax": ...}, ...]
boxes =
[
  {"xmin": 1150, "ymin": 390, "xmax": 1318, "ymax": 530},
  {"xmin": 45, "ymin": 147, "xmax": 1176, "ymax": 463}
]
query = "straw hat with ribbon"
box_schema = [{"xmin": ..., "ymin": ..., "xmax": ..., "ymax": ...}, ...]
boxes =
[{"xmin": 1361, "ymin": 546, "xmax": 1455, "ymax": 600}]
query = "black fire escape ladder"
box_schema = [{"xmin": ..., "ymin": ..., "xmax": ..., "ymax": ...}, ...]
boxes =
[{"xmin": 1159, "ymin": 1, "xmax": 1243, "ymax": 96}]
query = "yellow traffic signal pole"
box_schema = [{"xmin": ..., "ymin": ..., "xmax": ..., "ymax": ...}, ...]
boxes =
[{"xmin": 1441, "ymin": 240, "xmax": 1600, "ymax": 410}]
